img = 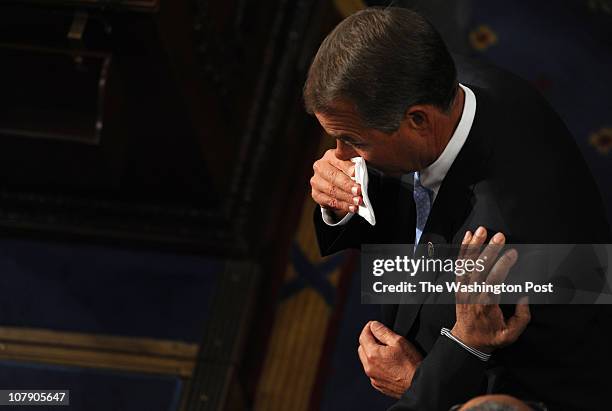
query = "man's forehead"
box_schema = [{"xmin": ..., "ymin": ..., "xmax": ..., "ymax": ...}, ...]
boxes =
[{"xmin": 314, "ymin": 101, "xmax": 364, "ymax": 135}]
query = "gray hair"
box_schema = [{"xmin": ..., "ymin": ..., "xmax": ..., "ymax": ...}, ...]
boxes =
[{"xmin": 303, "ymin": 7, "xmax": 457, "ymax": 133}]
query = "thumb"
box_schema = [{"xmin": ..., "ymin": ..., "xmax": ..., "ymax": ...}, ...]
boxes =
[
  {"xmin": 505, "ymin": 297, "xmax": 531, "ymax": 344},
  {"xmin": 369, "ymin": 321, "xmax": 399, "ymax": 346}
]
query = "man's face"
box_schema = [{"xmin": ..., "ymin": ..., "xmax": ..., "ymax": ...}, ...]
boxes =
[{"xmin": 314, "ymin": 100, "xmax": 435, "ymax": 177}]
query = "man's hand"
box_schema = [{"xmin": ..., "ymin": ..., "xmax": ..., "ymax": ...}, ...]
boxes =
[
  {"xmin": 310, "ymin": 149, "xmax": 362, "ymax": 219},
  {"xmin": 451, "ymin": 227, "xmax": 531, "ymax": 353},
  {"xmin": 358, "ymin": 320, "xmax": 423, "ymax": 398}
]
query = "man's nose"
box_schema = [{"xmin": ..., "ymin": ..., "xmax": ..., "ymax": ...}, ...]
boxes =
[{"xmin": 335, "ymin": 140, "xmax": 357, "ymax": 161}]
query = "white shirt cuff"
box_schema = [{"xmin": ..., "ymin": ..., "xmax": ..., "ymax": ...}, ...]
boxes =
[
  {"xmin": 320, "ymin": 207, "xmax": 354, "ymax": 226},
  {"xmin": 440, "ymin": 328, "xmax": 491, "ymax": 361}
]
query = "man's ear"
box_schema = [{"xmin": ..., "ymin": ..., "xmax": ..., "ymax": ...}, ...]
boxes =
[{"xmin": 401, "ymin": 105, "xmax": 432, "ymax": 132}]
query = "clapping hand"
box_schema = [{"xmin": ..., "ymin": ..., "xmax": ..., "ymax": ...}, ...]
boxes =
[{"xmin": 451, "ymin": 227, "xmax": 531, "ymax": 353}]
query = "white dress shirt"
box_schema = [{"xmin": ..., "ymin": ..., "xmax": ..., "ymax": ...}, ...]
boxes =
[{"xmin": 321, "ymin": 83, "xmax": 477, "ymax": 226}]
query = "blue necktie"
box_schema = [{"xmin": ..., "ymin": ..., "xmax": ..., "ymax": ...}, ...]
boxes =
[{"xmin": 413, "ymin": 172, "xmax": 433, "ymax": 246}]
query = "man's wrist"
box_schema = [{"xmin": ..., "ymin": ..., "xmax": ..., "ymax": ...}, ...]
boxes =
[
  {"xmin": 449, "ymin": 325, "xmax": 493, "ymax": 354},
  {"xmin": 320, "ymin": 206, "xmax": 353, "ymax": 226},
  {"xmin": 331, "ymin": 208, "xmax": 349, "ymax": 220},
  {"xmin": 442, "ymin": 327, "xmax": 492, "ymax": 361}
]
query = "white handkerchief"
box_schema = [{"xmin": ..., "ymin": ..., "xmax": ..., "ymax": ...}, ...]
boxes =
[{"xmin": 351, "ymin": 157, "xmax": 376, "ymax": 226}]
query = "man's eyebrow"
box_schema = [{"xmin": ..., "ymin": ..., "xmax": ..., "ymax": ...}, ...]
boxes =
[
  {"xmin": 325, "ymin": 130, "xmax": 342, "ymax": 138},
  {"xmin": 336, "ymin": 134, "xmax": 358, "ymax": 143}
]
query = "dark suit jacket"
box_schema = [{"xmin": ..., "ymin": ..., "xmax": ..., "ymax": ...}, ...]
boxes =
[{"xmin": 314, "ymin": 58, "xmax": 611, "ymax": 411}]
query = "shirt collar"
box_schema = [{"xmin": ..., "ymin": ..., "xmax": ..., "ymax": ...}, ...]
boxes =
[{"xmin": 419, "ymin": 83, "xmax": 476, "ymax": 199}]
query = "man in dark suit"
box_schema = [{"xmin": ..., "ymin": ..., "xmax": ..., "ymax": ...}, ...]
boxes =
[{"xmin": 304, "ymin": 7, "xmax": 611, "ymax": 411}]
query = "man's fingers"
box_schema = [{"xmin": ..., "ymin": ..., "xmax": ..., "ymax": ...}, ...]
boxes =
[
  {"xmin": 463, "ymin": 226, "xmax": 487, "ymax": 261},
  {"xmin": 357, "ymin": 345, "xmax": 368, "ymax": 371},
  {"xmin": 458, "ymin": 227, "xmax": 487, "ymax": 293},
  {"xmin": 322, "ymin": 149, "xmax": 355, "ymax": 179},
  {"xmin": 312, "ymin": 190, "xmax": 355, "ymax": 213},
  {"xmin": 455, "ymin": 231, "xmax": 472, "ymax": 292},
  {"xmin": 359, "ymin": 321, "xmax": 379, "ymax": 347},
  {"xmin": 458, "ymin": 231, "xmax": 473, "ymax": 259},
  {"xmin": 472, "ymin": 232, "xmax": 506, "ymax": 282},
  {"xmin": 358, "ymin": 345, "xmax": 378, "ymax": 379},
  {"xmin": 311, "ymin": 151, "xmax": 362, "ymax": 213},
  {"xmin": 313, "ymin": 159, "xmax": 360, "ymax": 197},
  {"xmin": 314, "ymin": 159, "xmax": 355, "ymax": 192},
  {"xmin": 358, "ymin": 341, "xmax": 381, "ymax": 379},
  {"xmin": 310, "ymin": 174, "xmax": 359, "ymax": 204},
  {"xmin": 468, "ymin": 226, "xmax": 487, "ymax": 249},
  {"xmin": 324, "ymin": 148, "xmax": 356, "ymax": 177},
  {"xmin": 369, "ymin": 321, "xmax": 401, "ymax": 346},
  {"xmin": 486, "ymin": 249, "xmax": 518, "ymax": 286},
  {"xmin": 502, "ymin": 297, "xmax": 531, "ymax": 344}
]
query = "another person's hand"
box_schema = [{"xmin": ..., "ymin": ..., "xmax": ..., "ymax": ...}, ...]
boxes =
[
  {"xmin": 358, "ymin": 320, "xmax": 423, "ymax": 398},
  {"xmin": 451, "ymin": 227, "xmax": 531, "ymax": 353},
  {"xmin": 310, "ymin": 149, "xmax": 362, "ymax": 219}
]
